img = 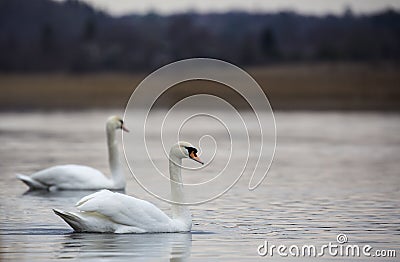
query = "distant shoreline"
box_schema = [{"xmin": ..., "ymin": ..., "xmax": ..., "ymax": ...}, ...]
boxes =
[{"xmin": 1, "ymin": 63, "xmax": 399, "ymax": 111}]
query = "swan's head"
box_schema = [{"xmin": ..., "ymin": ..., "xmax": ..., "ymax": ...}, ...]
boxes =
[
  {"xmin": 171, "ymin": 141, "xmax": 204, "ymax": 165},
  {"xmin": 106, "ymin": 116, "xmax": 129, "ymax": 132}
]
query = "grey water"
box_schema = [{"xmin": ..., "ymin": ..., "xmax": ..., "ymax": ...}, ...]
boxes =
[{"xmin": 0, "ymin": 111, "xmax": 399, "ymax": 261}]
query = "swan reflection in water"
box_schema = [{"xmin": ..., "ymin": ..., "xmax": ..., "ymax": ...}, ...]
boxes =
[{"xmin": 57, "ymin": 232, "xmax": 192, "ymax": 261}]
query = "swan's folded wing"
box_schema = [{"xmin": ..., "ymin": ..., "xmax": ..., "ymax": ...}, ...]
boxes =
[
  {"xmin": 76, "ymin": 189, "xmax": 109, "ymax": 207},
  {"xmin": 76, "ymin": 190, "xmax": 172, "ymax": 229},
  {"xmin": 32, "ymin": 165, "xmax": 108, "ymax": 189}
]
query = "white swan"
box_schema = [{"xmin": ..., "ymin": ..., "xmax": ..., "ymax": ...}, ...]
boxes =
[
  {"xmin": 53, "ymin": 141, "xmax": 203, "ymax": 233},
  {"xmin": 16, "ymin": 116, "xmax": 129, "ymax": 191}
]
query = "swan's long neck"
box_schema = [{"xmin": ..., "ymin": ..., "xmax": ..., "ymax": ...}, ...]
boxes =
[
  {"xmin": 106, "ymin": 126, "xmax": 125, "ymax": 189},
  {"xmin": 169, "ymin": 154, "xmax": 192, "ymax": 226}
]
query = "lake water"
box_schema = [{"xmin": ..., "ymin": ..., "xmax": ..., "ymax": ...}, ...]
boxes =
[{"xmin": 0, "ymin": 110, "xmax": 399, "ymax": 261}]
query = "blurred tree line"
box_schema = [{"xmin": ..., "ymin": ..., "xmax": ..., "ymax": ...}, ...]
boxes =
[{"xmin": 0, "ymin": 0, "xmax": 399, "ymax": 72}]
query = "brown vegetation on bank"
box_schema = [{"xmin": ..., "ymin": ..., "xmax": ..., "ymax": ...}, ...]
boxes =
[{"xmin": 1, "ymin": 63, "xmax": 399, "ymax": 111}]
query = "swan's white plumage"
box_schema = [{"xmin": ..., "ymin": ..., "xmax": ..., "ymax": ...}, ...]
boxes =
[
  {"xmin": 21, "ymin": 165, "xmax": 114, "ymax": 190},
  {"xmin": 54, "ymin": 142, "xmax": 202, "ymax": 233},
  {"xmin": 16, "ymin": 116, "xmax": 127, "ymax": 191},
  {"xmin": 16, "ymin": 174, "xmax": 47, "ymax": 189},
  {"xmin": 54, "ymin": 190, "xmax": 187, "ymax": 233}
]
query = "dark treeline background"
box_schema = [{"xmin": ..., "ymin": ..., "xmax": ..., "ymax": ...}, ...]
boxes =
[{"xmin": 1, "ymin": 0, "xmax": 399, "ymax": 72}]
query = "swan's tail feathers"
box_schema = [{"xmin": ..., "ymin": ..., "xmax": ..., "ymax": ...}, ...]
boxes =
[
  {"xmin": 53, "ymin": 209, "xmax": 84, "ymax": 232},
  {"xmin": 16, "ymin": 174, "xmax": 47, "ymax": 190}
]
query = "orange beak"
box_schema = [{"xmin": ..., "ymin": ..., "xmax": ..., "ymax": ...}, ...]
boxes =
[
  {"xmin": 122, "ymin": 124, "xmax": 129, "ymax": 132},
  {"xmin": 190, "ymin": 151, "xmax": 204, "ymax": 165}
]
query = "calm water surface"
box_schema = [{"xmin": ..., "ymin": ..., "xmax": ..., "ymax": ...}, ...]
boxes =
[{"xmin": 0, "ymin": 111, "xmax": 399, "ymax": 261}]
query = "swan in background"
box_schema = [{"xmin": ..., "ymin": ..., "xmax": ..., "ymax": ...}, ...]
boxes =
[
  {"xmin": 16, "ymin": 116, "xmax": 129, "ymax": 191},
  {"xmin": 53, "ymin": 141, "xmax": 204, "ymax": 233}
]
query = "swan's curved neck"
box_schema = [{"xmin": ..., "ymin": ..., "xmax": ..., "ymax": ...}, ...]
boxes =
[
  {"xmin": 169, "ymin": 154, "xmax": 191, "ymax": 226},
  {"xmin": 106, "ymin": 126, "xmax": 125, "ymax": 188}
]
